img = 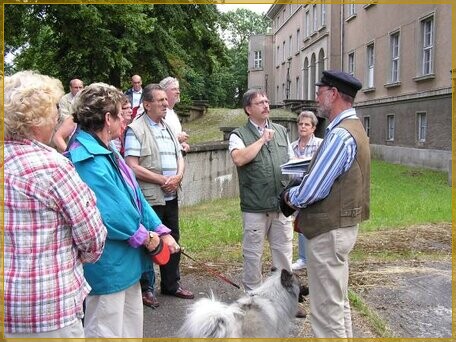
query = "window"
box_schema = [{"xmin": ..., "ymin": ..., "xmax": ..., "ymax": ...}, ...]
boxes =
[
  {"xmin": 390, "ymin": 32, "xmax": 400, "ymax": 83},
  {"xmin": 417, "ymin": 112, "xmax": 427, "ymax": 142},
  {"xmin": 296, "ymin": 29, "xmax": 301, "ymax": 53},
  {"xmin": 348, "ymin": 2, "xmax": 356, "ymax": 17},
  {"xmin": 276, "ymin": 46, "xmax": 280, "ymax": 66},
  {"xmin": 254, "ymin": 50, "xmax": 262, "ymax": 69},
  {"xmin": 348, "ymin": 52, "xmax": 355, "ymax": 76},
  {"xmin": 367, "ymin": 43, "xmax": 375, "ymax": 88},
  {"xmin": 320, "ymin": 2, "xmax": 326, "ymax": 26},
  {"xmin": 387, "ymin": 115, "xmax": 395, "ymax": 141},
  {"xmin": 296, "ymin": 77, "xmax": 300, "ymax": 99},
  {"xmin": 282, "ymin": 41, "xmax": 286, "ymax": 62},
  {"xmin": 421, "ymin": 16, "xmax": 434, "ymax": 75},
  {"xmin": 363, "ymin": 116, "xmax": 370, "ymax": 137},
  {"xmin": 312, "ymin": 5, "xmax": 318, "ymax": 32},
  {"xmin": 306, "ymin": 11, "xmax": 310, "ymax": 37},
  {"xmin": 288, "ymin": 35, "xmax": 293, "ymax": 57}
]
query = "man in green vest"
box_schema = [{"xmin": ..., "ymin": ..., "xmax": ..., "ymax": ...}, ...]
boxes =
[
  {"xmin": 229, "ymin": 89, "xmax": 294, "ymax": 293},
  {"xmin": 283, "ymin": 70, "xmax": 370, "ymax": 338}
]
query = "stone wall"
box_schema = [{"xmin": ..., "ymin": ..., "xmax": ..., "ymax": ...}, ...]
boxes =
[
  {"xmin": 179, "ymin": 141, "xmax": 239, "ymax": 207},
  {"xmin": 179, "ymin": 137, "xmax": 453, "ymax": 208}
]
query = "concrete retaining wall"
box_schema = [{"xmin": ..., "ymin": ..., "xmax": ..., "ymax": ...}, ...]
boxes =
[
  {"xmin": 370, "ymin": 144, "xmax": 452, "ymax": 185},
  {"xmin": 180, "ymin": 141, "xmax": 239, "ymax": 207},
  {"xmin": 179, "ymin": 142, "xmax": 452, "ymax": 207}
]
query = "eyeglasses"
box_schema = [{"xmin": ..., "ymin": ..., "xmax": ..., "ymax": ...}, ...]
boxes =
[
  {"xmin": 316, "ymin": 87, "xmax": 336, "ymax": 97},
  {"xmin": 252, "ymin": 99, "xmax": 270, "ymax": 106}
]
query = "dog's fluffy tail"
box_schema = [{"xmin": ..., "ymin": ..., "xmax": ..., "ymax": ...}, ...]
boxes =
[{"xmin": 178, "ymin": 296, "xmax": 244, "ymax": 338}]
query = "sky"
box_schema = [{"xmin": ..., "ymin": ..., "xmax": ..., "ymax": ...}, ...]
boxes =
[{"xmin": 217, "ymin": 4, "xmax": 271, "ymax": 15}]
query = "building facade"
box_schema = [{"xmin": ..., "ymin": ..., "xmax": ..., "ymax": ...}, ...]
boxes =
[{"xmin": 247, "ymin": 3, "xmax": 452, "ymax": 172}]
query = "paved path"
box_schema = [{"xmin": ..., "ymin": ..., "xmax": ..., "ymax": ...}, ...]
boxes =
[{"xmin": 143, "ymin": 260, "xmax": 452, "ymax": 338}]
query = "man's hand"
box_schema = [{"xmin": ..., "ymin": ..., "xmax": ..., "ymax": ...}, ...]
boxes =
[
  {"xmin": 178, "ymin": 131, "xmax": 189, "ymax": 143},
  {"xmin": 161, "ymin": 175, "xmax": 182, "ymax": 193}
]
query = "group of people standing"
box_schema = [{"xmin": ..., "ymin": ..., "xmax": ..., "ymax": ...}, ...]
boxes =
[
  {"xmin": 4, "ymin": 67, "xmax": 370, "ymax": 339},
  {"xmin": 4, "ymin": 72, "xmax": 192, "ymax": 338},
  {"xmin": 230, "ymin": 70, "xmax": 370, "ymax": 338}
]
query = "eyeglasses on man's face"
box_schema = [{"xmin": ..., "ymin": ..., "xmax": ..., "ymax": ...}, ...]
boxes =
[
  {"xmin": 252, "ymin": 99, "xmax": 270, "ymax": 106},
  {"xmin": 315, "ymin": 86, "xmax": 336, "ymax": 98}
]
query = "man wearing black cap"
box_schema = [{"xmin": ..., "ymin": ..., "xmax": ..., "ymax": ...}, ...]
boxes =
[{"xmin": 282, "ymin": 70, "xmax": 370, "ymax": 337}]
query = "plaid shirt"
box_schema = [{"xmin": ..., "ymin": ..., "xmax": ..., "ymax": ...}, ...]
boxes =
[
  {"xmin": 291, "ymin": 134, "xmax": 323, "ymax": 159},
  {"xmin": 3, "ymin": 139, "xmax": 107, "ymax": 334}
]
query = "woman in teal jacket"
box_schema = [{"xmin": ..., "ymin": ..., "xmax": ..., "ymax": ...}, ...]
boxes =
[{"xmin": 66, "ymin": 82, "xmax": 179, "ymax": 338}]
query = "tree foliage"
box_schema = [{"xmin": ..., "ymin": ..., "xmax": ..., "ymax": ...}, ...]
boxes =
[{"xmin": 4, "ymin": 4, "xmax": 269, "ymax": 107}]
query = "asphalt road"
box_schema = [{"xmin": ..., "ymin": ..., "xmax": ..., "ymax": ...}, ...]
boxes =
[{"xmin": 143, "ymin": 260, "xmax": 452, "ymax": 338}]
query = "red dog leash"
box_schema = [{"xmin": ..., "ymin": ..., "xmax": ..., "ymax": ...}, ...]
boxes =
[{"xmin": 181, "ymin": 249, "xmax": 241, "ymax": 289}]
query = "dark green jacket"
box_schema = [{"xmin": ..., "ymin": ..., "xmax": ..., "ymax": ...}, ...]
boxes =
[{"xmin": 232, "ymin": 120, "xmax": 290, "ymax": 212}]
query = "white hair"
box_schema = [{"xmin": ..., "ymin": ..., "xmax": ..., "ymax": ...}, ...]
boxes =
[{"xmin": 159, "ymin": 76, "xmax": 179, "ymax": 90}]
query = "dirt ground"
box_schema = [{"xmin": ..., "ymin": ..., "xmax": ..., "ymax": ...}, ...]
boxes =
[{"xmin": 144, "ymin": 223, "xmax": 452, "ymax": 338}]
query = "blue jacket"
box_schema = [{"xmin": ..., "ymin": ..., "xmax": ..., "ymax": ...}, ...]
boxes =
[{"xmin": 67, "ymin": 130, "xmax": 162, "ymax": 295}]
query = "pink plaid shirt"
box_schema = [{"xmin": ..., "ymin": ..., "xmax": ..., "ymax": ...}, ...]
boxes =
[{"xmin": 3, "ymin": 139, "xmax": 107, "ymax": 333}]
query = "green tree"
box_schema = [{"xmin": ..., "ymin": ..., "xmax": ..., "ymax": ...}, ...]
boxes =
[{"xmin": 4, "ymin": 3, "xmax": 230, "ymax": 105}]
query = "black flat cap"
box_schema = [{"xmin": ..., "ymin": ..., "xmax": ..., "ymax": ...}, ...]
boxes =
[{"xmin": 316, "ymin": 70, "xmax": 362, "ymax": 97}]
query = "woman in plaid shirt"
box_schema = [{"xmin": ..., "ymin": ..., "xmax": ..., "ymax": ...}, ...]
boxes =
[{"xmin": 3, "ymin": 70, "xmax": 107, "ymax": 338}]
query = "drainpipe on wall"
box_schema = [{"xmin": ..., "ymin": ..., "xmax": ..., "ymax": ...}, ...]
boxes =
[{"xmin": 340, "ymin": 4, "xmax": 344, "ymax": 70}]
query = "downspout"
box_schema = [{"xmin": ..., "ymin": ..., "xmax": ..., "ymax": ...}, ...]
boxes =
[{"xmin": 340, "ymin": 4, "xmax": 344, "ymax": 70}]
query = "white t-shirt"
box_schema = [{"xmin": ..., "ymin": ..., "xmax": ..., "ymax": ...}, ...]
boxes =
[
  {"xmin": 229, "ymin": 119, "xmax": 294, "ymax": 159},
  {"xmin": 163, "ymin": 108, "xmax": 182, "ymax": 137}
]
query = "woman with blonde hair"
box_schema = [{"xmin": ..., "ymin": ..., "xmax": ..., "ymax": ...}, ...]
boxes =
[{"xmin": 3, "ymin": 70, "xmax": 107, "ymax": 338}]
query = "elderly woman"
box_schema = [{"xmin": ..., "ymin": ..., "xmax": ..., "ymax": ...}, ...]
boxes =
[
  {"xmin": 3, "ymin": 70, "xmax": 107, "ymax": 338},
  {"xmin": 290, "ymin": 111, "xmax": 323, "ymax": 272},
  {"xmin": 66, "ymin": 82, "xmax": 179, "ymax": 338}
]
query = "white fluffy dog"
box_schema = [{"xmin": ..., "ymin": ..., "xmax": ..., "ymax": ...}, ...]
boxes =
[{"xmin": 178, "ymin": 269, "xmax": 301, "ymax": 338}]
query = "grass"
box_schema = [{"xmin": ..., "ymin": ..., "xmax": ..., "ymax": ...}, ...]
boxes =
[
  {"xmin": 180, "ymin": 159, "xmax": 452, "ymax": 262},
  {"xmin": 348, "ymin": 290, "xmax": 394, "ymax": 337},
  {"xmin": 364, "ymin": 160, "xmax": 452, "ymax": 231},
  {"xmin": 184, "ymin": 107, "xmax": 297, "ymax": 144}
]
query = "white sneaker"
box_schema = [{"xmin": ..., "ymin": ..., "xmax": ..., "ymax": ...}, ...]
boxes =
[{"xmin": 292, "ymin": 259, "xmax": 307, "ymax": 270}]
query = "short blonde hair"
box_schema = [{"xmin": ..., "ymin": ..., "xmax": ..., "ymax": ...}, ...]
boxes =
[{"xmin": 4, "ymin": 70, "xmax": 64, "ymax": 139}]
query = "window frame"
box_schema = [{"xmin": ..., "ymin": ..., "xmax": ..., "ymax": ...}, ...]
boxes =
[
  {"xmin": 363, "ymin": 116, "xmax": 371, "ymax": 137},
  {"xmin": 421, "ymin": 15, "xmax": 434, "ymax": 76},
  {"xmin": 390, "ymin": 31, "xmax": 400, "ymax": 83},
  {"xmin": 320, "ymin": 2, "xmax": 326, "ymax": 27},
  {"xmin": 416, "ymin": 111, "xmax": 427, "ymax": 143},
  {"xmin": 366, "ymin": 42, "xmax": 375, "ymax": 89},
  {"xmin": 253, "ymin": 50, "xmax": 263, "ymax": 69},
  {"xmin": 386, "ymin": 114, "xmax": 395, "ymax": 141},
  {"xmin": 348, "ymin": 51, "xmax": 355, "ymax": 76}
]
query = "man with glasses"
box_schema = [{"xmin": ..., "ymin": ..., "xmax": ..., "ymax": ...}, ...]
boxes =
[
  {"xmin": 159, "ymin": 77, "xmax": 190, "ymax": 154},
  {"xmin": 282, "ymin": 70, "xmax": 370, "ymax": 337},
  {"xmin": 229, "ymin": 89, "xmax": 295, "ymax": 296}
]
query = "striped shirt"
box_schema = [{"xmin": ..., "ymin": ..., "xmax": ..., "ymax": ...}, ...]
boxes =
[
  {"xmin": 288, "ymin": 108, "xmax": 359, "ymax": 208},
  {"xmin": 3, "ymin": 139, "xmax": 106, "ymax": 333},
  {"xmin": 124, "ymin": 115, "xmax": 178, "ymax": 201}
]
